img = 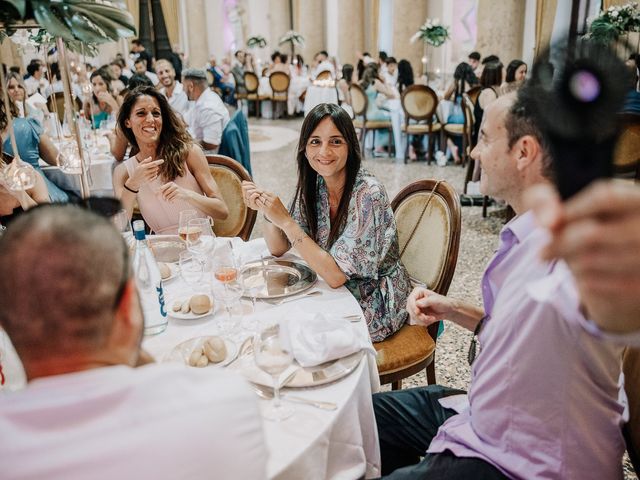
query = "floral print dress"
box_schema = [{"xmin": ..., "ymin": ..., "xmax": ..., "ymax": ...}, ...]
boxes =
[{"xmin": 291, "ymin": 169, "xmax": 410, "ymax": 342}]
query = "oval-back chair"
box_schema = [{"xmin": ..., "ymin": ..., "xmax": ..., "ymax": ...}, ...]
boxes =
[
  {"xmin": 269, "ymin": 71, "xmax": 290, "ymax": 119},
  {"xmin": 349, "ymin": 83, "xmax": 394, "ymax": 157},
  {"xmin": 400, "ymin": 85, "xmax": 442, "ymax": 164}
]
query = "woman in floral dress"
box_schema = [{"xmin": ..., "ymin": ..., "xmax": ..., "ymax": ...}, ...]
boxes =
[{"xmin": 242, "ymin": 103, "xmax": 410, "ymax": 342}]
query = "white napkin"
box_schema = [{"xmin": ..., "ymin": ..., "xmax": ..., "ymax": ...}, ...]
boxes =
[{"xmin": 282, "ymin": 308, "xmax": 375, "ymax": 367}]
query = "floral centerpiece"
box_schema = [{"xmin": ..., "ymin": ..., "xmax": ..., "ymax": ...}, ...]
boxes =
[
  {"xmin": 586, "ymin": 2, "xmax": 640, "ymax": 44},
  {"xmin": 279, "ymin": 30, "xmax": 304, "ymax": 56},
  {"xmin": 411, "ymin": 18, "xmax": 450, "ymax": 47},
  {"xmin": 246, "ymin": 35, "xmax": 267, "ymax": 49}
]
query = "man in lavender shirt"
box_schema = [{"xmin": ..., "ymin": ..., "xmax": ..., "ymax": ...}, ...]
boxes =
[{"xmin": 373, "ymin": 93, "xmax": 628, "ymax": 479}]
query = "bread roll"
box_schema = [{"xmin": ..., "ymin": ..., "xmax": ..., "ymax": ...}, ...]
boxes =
[
  {"xmin": 180, "ymin": 299, "xmax": 191, "ymax": 314},
  {"xmin": 158, "ymin": 262, "xmax": 172, "ymax": 280},
  {"xmin": 188, "ymin": 347, "xmax": 204, "ymax": 367},
  {"xmin": 203, "ymin": 336, "xmax": 227, "ymax": 363},
  {"xmin": 172, "ymin": 300, "xmax": 182, "ymax": 312},
  {"xmin": 189, "ymin": 294, "xmax": 211, "ymax": 315}
]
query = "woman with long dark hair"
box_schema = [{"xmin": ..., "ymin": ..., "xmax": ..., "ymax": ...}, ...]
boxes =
[
  {"xmin": 396, "ymin": 59, "xmax": 414, "ymax": 94},
  {"xmin": 83, "ymin": 68, "xmax": 122, "ymax": 129},
  {"xmin": 112, "ymin": 86, "xmax": 228, "ymax": 233},
  {"xmin": 242, "ymin": 103, "xmax": 410, "ymax": 342},
  {"xmin": 443, "ymin": 62, "xmax": 477, "ymax": 163}
]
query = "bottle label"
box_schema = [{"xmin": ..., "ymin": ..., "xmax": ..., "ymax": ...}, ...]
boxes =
[{"xmin": 157, "ymin": 281, "xmax": 167, "ymax": 317}]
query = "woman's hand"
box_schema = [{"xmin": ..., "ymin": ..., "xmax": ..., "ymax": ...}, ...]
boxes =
[
  {"xmin": 127, "ymin": 156, "xmax": 164, "ymax": 190},
  {"xmin": 241, "ymin": 181, "xmax": 263, "ymax": 211},
  {"xmin": 159, "ymin": 181, "xmax": 191, "ymax": 203},
  {"xmin": 241, "ymin": 181, "xmax": 290, "ymax": 228},
  {"xmin": 96, "ymin": 91, "xmax": 118, "ymax": 110}
]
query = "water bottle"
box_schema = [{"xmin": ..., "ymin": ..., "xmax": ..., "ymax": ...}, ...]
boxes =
[{"xmin": 132, "ymin": 220, "xmax": 168, "ymax": 335}]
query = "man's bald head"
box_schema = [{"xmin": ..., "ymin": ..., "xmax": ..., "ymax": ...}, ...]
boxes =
[{"xmin": 0, "ymin": 205, "xmax": 129, "ymax": 363}]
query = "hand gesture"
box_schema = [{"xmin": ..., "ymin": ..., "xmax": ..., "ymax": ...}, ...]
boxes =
[
  {"xmin": 406, "ymin": 287, "xmax": 455, "ymax": 327},
  {"xmin": 127, "ymin": 156, "xmax": 164, "ymax": 190},
  {"xmin": 241, "ymin": 181, "xmax": 290, "ymax": 228},
  {"xmin": 96, "ymin": 91, "xmax": 118, "ymax": 110},
  {"xmin": 241, "ymin": 181, "xmax": 263, "ymax": 211},
  {"xmin": 159, "ymin": 181, "xmax": 190, "ymax": 203}
]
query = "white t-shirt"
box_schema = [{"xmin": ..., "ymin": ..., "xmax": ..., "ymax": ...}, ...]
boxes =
[
  {"xmin": 312, "ymin": 60, "xmax": 336, "ymax": 79},
  {"xmin": 186, "ymin": 88, "xmax": 230, "ymax": 147},
  {"xmin": 24, "ymin": 76, "xmax": 49, "ymax": 96},
  {"xmin": 145, "ymin": 70, "xmax": 160, "ymax": 85},
  {"xmin": 0, "ymin": 363, "xmax": 267, "ymax": 480},
  {"xmin": 160, "ymin": 81, "xmax": 189, "ymax": 116}
]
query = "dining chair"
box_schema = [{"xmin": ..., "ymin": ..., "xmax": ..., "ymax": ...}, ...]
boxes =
[
  {"xmin": 623, "ymin": 347, "xmax": 640, "ymax": 474},
  {"xmin": 466, "ymin": 85, "xmax": 482, "ymax": 105},
  {"xmin": 269, "ymin": 71, "xmax": 290, "ymax": 119},
  {"xmin": 613, "ymin": 113, "xmax": 640, "ymax": 182},
  {"xmin": 400, "ymin": 85, "xmax": 442, "ymax": 164},
  {"xmin": 316, "ymin": 70, "xmax": 332, "ymax": 81},
  {"xmin": 244, "ymin": 72, "xmax": 263, "ymax": 118},
  {"xmin": 373, "ymin": 179, "xmax": 461, "ymax": 389},
  {"xmin": 444, "ymin": 92, "xmax": 475, "ymax": 169},
  {"xmin": 349, "ymin": 83, "xmax": 394, "ymax": 157},
  {"xmin": 205, "ymin": 154, "xmax": 257, "ymax": 241}
]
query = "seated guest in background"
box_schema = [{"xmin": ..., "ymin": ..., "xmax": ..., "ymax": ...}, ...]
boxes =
[
  {"xmin": 182, "ymin": 68, "xmax": 230, "ymax": 152},
  {"xmin": 1, "ymin": 90, "xmax": 68, "ymax": 202},
  {"xmin": 6, "ymin": 72, "xmax": 31, "ymax": 118},
  {"xmin": 23, "ymin": 59, "xmax": 49, "ymax": 96},
  {"xmin": 156, "ymin": 59, "xmax": 189, "ymax": 116},
  {"xmin": 360, "ymin": 64, "xmax": 396, "ymax": 153},
  {"xmin": 396, "ymin": 59, "xmax": 414, "ymax": 94},
  {"xmin": 443, "ymin": 62, "xmax": 478, "ymax": 163},
  {"xmin": 243, "ymin": 51, "xmax": 256, "ymax": 73},
  {"xmin": 337, "ymin": 63, "xmax": 355, "ymax": 107},
  {"xmin": 382, "ymin": 57, "xmax": 398, "ymax": 88},
  {"xmin": 374, "ymin": 94, "xmax": 627, "ymax": 479},
  {"xmin": 130, "ymin": 38, "xmax": 154, "ymax": 71},
  {"xmin": 471, "ymin": 60, "xmax": 502, "ymax": 157},
  {"xmin": 134, "ymin": 58, "xmax": 159, "ymax": 86},
  {"xmin": 467, "ymin": 51, "xmax": 481, "ymax": 74},
  {"xmin": 500, "ymin": 59, "xmax": 527, "ymax": 95},
  {"xmin": 208, "ymin": 56, "xmax": 236, "ymax": 106},
  {"xmin": 311, "ymin": 50, "xmax": 335, "ymax": 79},
  {"xmin": 231, "ymin": 50, "xmax": 247, "ymax": 97},
  {"xmin": 288, "ymin": 54, "xmax": 309, "ymax": 116},
  {"xmin": 113, "ymin": 86, "xmax": 228, "ymax": 234},
  {"xmin": 0, "ymin": 204, "xmax": 266, "ymax": 479},
  {"xmin": 242, "ymin": 103, "xmax": 410, "ymax": 342},
  {"xmin": 109, "ymin": 60, "xmax": 130, "ymax": 88},
  {"xmin": 83, "ymin": 68, "xmax": 122, "ymax": 129}
]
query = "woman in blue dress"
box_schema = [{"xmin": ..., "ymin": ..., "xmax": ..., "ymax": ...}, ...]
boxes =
[
  {"xmin": 83, "ymin": 68, "xmax": 121, "ymax": 129},
  {"xmin": 1, "ymin": 96, "xmax": 68, "ymax": 202},
  {"xmin": 443, "ymin": 62, "xmax": 477, "ymax": 163},
  {"xmin": 360, "ymin": 64, "xmax": 397, "ymax": 153},
  {"xmin": 242, "ymin": 103, "xmax": 410, "ymax": 342}
]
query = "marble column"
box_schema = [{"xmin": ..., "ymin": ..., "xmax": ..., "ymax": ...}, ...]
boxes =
[
  {"xmin": 476, "ymin": 0, "xmax": 525, "ymax": 63},
  {"xmin": 391, "ymin": 0, "xmax": 429, "ymax": 80},
  {"xmin": 332, "ymin": 0, "xmax": 364, "ymax": 66},
  {"xmin": 185, "ymin": 0, "xmax": 209, "ymax": 68},
  {"xmin": 292, "ymin": 0, "xmax": 324, "ymax": 63},
  {"xmin": 268, "ymin": 0, "xmax": 291, "ymax": 58}
]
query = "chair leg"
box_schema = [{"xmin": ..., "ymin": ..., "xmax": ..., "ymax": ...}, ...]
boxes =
[
  {"xmin": 360, "ymin": 128, "xmax": 366, "ymax": 158},
  {"xmin": 404, "ymin": 131, "xmax": 410, "ymax": 164},
  {"xmin": 427, "ymin": 133, "xmax": 434, "ymax": 165},
  {"xmin": 426, "ymin": 360, "xmax": 436, "ymax": 385},
  {"xmin": 464, "ymin": 158, "xmax": 475, "ymax": 194},
  {"xmin": 391, "ymin": 380, "xmax": 402, "ymax": 391},
  {"xmin": 388, "ymin": 127, "xmax": 394, "ymax": 157},
  {"xmin": 482, "ymin": 195, "xmax": 488, "ymax": 217}
]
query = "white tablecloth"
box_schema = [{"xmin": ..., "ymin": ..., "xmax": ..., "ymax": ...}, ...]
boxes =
[
  {"xmin": 304, "ymin": 86, "xmax": 339, "ymax": 116},
  {"xmin": 143, "ymin": 238, "xmax": 381, "ymax": 479}
]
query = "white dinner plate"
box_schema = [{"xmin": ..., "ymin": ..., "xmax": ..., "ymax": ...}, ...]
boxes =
[
  {"xmin": 167, "ymin": 295, "xmax": 215, "ymax": 320},
  {"xmin": 165, "ymin": 336, "xmax": 238, "ymax": 368}
]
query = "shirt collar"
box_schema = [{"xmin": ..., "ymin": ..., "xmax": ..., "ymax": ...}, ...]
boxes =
[
  {"xmin": 195, "ymin": 87, "xmax": 211, "ymax": 106},
  {"xmin": 501, "ymin": 210, "xmax": 537, "ymax": 245}
]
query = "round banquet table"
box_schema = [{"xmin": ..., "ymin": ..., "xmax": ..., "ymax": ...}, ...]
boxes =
[
  {"xmin": 143, "ymin": 238, "xmax": 382, "ymax": 479},
  {"xmin": 304, "ymin": 85, "xmax": 339, "ymax": 116}
]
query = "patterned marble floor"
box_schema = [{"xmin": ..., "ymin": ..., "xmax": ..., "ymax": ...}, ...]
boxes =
[{"xmin": 246, "ymin": 116, "xmax": 636, "ymax": 479}]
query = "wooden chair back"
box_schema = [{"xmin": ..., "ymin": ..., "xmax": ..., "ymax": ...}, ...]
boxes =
[
  {"xmin": 269, "ymin": 71, "xmax": 290, "ymax": 95},
  {"xmin": 613, "ymin": 113, "xmax": 640, "ymax": 181},
  {"xmin": 348, "ymin": 84, "xmax": 368, "ymax": 117},
  {"xmin": 244, "ymin": 72, "xmax": 259, "ymax": 93},
  {"xmin": 205, "ymin": 154, "xmax": 256, "ymax": 240},
  {"xmin": 316, "ymin": 70, "xmax": 332, "ymax": 81},
  {"xmin": 401, "ymin": 85, "xmax": 438, "ymax": 122},
  {"xmin": 466, "ymin": 85, "xmax": 482, "ymax": 104}
]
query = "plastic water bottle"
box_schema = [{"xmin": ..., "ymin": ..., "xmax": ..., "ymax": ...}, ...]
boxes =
[{"xmin": 132, "ymin": 220, "xmax": 168, "ymax": 335}]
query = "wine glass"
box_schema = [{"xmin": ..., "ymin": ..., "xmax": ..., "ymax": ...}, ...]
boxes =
[
  {"xmin": 179, "ymin": 251, "xmax": 203, "ymax": 287},
  {"xmin": 212, "ymin": 240, "xmax": 243, "ymax": 335},
  {"xmin": 2, "ymin": 162, "xmax": 37, "ymax": 191},
  {"xmin": 178, "ymin": 209, "xmax": 197, "ymax": 242},
  {"xmin": 254, "ymin": 322, "xmax": 294, "ymax": 421},
  {"xmin": 185, "ymin": 217, "xmax": 216, "ymax": 258},
  {"xmin": 111, "ymin": 209, "xmax": 132, "ymax": 244}
]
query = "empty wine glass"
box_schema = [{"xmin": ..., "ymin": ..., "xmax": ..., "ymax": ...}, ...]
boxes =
[
  {"xmin": 186, "ymin": 217, "xmax": 216, "ymax": 258},
  {"xmin": 254, "ymin": 322, "xmax": 294, "ymax": 421},
  {"xmin": 179, "ymin": 251, "xmax": 203, "ymax": 287}
]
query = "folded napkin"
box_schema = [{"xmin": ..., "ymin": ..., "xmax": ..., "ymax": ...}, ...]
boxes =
[{"xmin": 282, "ymin": 308, "xmax": 375, "ymax": 367}]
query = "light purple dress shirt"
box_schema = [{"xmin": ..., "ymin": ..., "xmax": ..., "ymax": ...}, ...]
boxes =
[{"xmin": 428, "ymin": 212, "xmax": 627, "ymax": 479}]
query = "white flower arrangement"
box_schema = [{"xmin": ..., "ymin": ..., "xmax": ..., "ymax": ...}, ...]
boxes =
[
  {"xmin": 411, "ymin": 18, "xmax": 450, "ymax": 47},
  {"xmin": 246, "ymin": 35, "xmax": 267, "ymax": 49},
  {"xmin": 278, "ymin": 30, "xmax": 305, "ymax": 48},
  {"xmin": 586, "ymin": 2, "xmax": 640, "ymax": 43}
]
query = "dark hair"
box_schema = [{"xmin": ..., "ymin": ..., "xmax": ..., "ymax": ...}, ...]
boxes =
[
  {"xmin": 482, "ymin": 54, "xmax": 500, "ymax": 65},
  {"xmin": 379, "ymin": 51, "xmax": 388, "ymax": 61},
  {"xmin": 279, "ymin": 53, "xmax": 288, "ymax": 64},
  {"xmin": 234, "ymin": 50, "xmax": 244, "ymax": 58},
  {"xmin": 320, "ymin": 50, "xmax": 329, "ymax": 57},
  {"xmin": 480, "ymin": 61, "xmax": 503, "ymax": 88},
  {"xmin": 26, "ymin": 60, "xmax": 41, "ymax": 77},
  {"xmin": 127, "ymin": 73, "xmax": 154, "ymax": 90},
  {"xmin": 131, "ymin": 39, "xmax": 142, "ymax": 46},
  {"xmin": 117, "ymin": 86, "xmax": 193, "ymax": 182},
  {"xmin": 360, "ymin": 64, "xmax": 381, "ymax": 90},
  {"xmin": 271, "ymin": 51, "xmax": 281, "ymax": 62},
  {"xmin": 0, "ymin": 79, "xmax": 19, "ymax": 131},
  {"xmin": 293, "ymin": 103, "xmax": 361, "ymax": 247},
  {"xmin": 397, "ymin": 59, "xmax": 414, "ymax": 93},
  {"xmin": 385, "ymin": 57, "xmax": 397, "ymax": 65},
  {"xmin": 295, "ymin": 54, "xmax": 304, "ymax": 67},
  {"xmin": 134, "ymin": 58, "xmax": 146, "ymax": 66},
  {"xmin": 341, "ymin": 64, "xmax": 354, "ymax": 86},
  {"xmin": 90, "ymin": 68, "xmax": 114, "ymax": 102},
  {"xmin": 50, "ymin": 62, "xmax": 61, "ymax": 81},
  {"xmin": 468, "ymin": 51, "xmax": 481, "ymax": 61},
  {"xmin": 505, "ymin": 59, "xmax": 526, "ymax": 83},
  {"xmin": 453, "ymin": 62, "xmax": 477, "ymax": 96}
]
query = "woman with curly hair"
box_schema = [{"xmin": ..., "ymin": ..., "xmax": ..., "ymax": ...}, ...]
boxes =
[{"xmin": 113, "ymin": 87, "xmax": 228, "ymax": 234}]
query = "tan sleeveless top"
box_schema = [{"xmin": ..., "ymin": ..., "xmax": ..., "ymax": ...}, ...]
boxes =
[{"xmin": 124, "ymin": 156, "xmax": 207, "ymax": 234}]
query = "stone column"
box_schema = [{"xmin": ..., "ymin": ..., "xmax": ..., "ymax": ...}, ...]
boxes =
[
  {"xmin": 476, "ymin": 0, "xmax": 525, "ymax": 63},
  {"xmin": 185, "ymin": 0, "xmax": 209, "ymax": 68},
  {"xmin": 292, "ymin": 0, "xmax": 324, "ymax": 64},
  {"xmin": 391, "ymin": 0, "xmax": 429, "ymax": 80},
  {"xmin": 268, "ymin": 0, "xmax": 291, "ymax": 58},
  {"xmin": 335, "ymin": 0, "xmax": 365, "ymax": 66}
]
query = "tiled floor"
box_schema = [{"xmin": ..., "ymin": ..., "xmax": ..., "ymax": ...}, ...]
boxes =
[{"xmin": 247, "ymin": 117, "xmax": 636, "ymax": 479}]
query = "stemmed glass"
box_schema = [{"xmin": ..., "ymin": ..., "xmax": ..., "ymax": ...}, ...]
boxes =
[
  {"xmin": 212, "ymin": 240, "xmax": 243, "ymax": 335},
  {"xmin": 111, "ymin": 208, "xmax": 132, "ymax": 245},
  {"xmin": 178, "ymin": 209, "xmax": 198, "ymax": 242},
  {"xmin": 179, "ymin": 251, "xmax": 204, "ymax": 287},
  {"xmin": 186, "ymin": 217, "xmax": 216, "ymax": 258},
  {"xmin": 254, "ymin": 322, "xmax": 295, "ymax": 421}
]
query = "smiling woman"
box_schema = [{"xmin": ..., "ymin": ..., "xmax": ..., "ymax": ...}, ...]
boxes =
[
  {"xmin": 112, "ymin": 87, "xmax": 229, "ymax": 234},
  {"xmin": 241, "ymin": 103, "xmax": 411, "ymax": 342}
]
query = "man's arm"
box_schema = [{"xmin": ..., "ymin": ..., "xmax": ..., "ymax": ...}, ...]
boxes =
[{"xmin": 407, "ymin": 287, "xmax": 485, "ymax": 333}]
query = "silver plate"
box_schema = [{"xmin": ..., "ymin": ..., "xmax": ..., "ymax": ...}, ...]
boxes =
[
  {"xmin": 242, "ymin": 350, "xmax": 364, "ymax": 388},
  {"xmin": 240, "ymin": 259, "xmax": 317, "ymax": 299}
]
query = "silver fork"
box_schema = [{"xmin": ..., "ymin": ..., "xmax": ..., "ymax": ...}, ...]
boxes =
[
  {"xmin": 253, "ymin": 385, "xmax": 338, "ymax": 411},
  {"xmin": 262, "ymin": 290, "xmax": 323, "ymax": 306}
]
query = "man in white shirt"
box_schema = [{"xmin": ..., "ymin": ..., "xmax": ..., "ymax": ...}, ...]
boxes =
[
  {"xmin": 0, "ymin": 205, "xmax": 267, "ymax": 480},
  {"xmin": 24, "ymin": 59, "xmax": 49, "ymax": 96},
  {"xmin": 382, "ymin": 57, "xmax": 398, "ymax": 87},
  {"xmin": 134, "ymin": 57, "xmax": 159, "ymax": 86},
  {"xmin": 156, "ymin": 59, "xmax": 189, "ymax": 116},
  {"xmin": 182, "ymin": 68, "xmax": 230, "ymax": 152}
]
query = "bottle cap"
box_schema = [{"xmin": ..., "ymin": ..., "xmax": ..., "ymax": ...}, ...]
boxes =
[{"xmin": 132, "ymin": 220, "xmax": 146, "ymax": 240}]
